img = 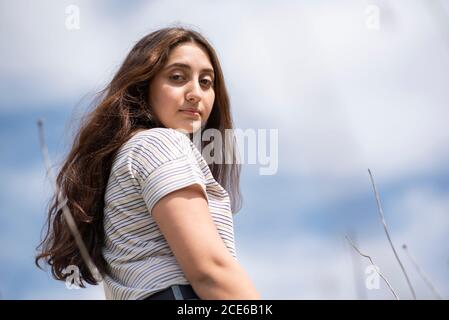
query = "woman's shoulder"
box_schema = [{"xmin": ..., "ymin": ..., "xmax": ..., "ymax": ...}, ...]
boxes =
[
  {"xmin": 123, "ymin": 127, "xmax": 194, "ymax": 163},
  {"xmin": 118, "ymin": 127, "xmax": 203, "ymax": 185},
  {"xmin": 131, "ymin": 127, "xmax": 190, "ymax": 145}
]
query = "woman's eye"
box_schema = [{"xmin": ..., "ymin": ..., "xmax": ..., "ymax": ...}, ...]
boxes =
[
  {"xmin": 170, "ymin": 74, "xmax": 212, "ymax": 88},
  {"xmin": 201, "ymin": 79, "xmax": 212, "ymax": 87},
  {"xmin": 170, "ymin": 74, "xmax": 184, "ymax": 81}
]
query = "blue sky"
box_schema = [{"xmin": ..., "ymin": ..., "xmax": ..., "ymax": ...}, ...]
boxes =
[{"xmin": 1, "ymin": 0, "xmax": 449, "ymax": 299}]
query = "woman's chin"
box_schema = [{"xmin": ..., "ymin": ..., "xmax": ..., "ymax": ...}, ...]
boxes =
[{"xmin": 172, "ymin": 120, "xmax": 202, "ymax": 134}]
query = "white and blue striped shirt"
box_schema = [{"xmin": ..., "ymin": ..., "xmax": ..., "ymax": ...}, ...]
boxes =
[{"xmin": 102, "ymin": 127, "xmax": 237, "ymax": 300}]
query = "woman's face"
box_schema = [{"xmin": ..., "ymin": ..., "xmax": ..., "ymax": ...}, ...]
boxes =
[{"xmin": 148, "ymin": 43, "xmax": 215, "ymax": 133}]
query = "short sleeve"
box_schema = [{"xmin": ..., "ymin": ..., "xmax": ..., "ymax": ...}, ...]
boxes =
[{"xmin": 130, "ymin": 128, "xmax": 209, "ymax": 215}]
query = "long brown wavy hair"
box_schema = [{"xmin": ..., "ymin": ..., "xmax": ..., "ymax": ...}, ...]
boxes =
[{"xmin": 35, "ymin": 25, "xmax": 242, "ymax": 287}]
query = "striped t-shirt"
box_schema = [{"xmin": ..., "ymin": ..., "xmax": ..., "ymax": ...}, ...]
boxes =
[{"xmin": 102, "ymin": 127, "xmax": 237, "ymax": 300}]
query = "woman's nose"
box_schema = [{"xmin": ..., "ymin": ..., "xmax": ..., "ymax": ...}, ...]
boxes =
[{"xmin": 185, "ymin": 80, "xmax": 202, "ymax": 103}]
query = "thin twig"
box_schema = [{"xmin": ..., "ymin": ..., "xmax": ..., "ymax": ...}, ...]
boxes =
[
  {"xmin": 402, "ymin": 244, "xmax": 443, "ymax": 299},
  {"xmin": 37, "ymin": 119, "xmax": 102, "ymax": 283},
  {"xmin": 367, "ymin": 168, "xmax": 416, "ymax": 299},
  {"xmin": 345, "ymin": 235, "xmax": 400, "ymax": 300},
  {"xmin": 346, "ymin": 231, "xmax": 367, "ymax": 300}
]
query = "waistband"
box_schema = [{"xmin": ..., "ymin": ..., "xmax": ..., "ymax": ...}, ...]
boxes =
[{"xmin": 144, "ymin": 284, "xmax": 200, "ymax": 300}]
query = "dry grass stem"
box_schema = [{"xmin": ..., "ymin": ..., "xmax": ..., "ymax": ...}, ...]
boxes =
[
  {"xmin": 37, "ymin": 119, "xmax": 102, "ymax": 283},
  {"xmin": 368, "ymin": 168, "xmax": 416, "ymax": 299},
  {"xmin": 345, "ymin": 235, "xmax": 400, "ymax": 300}
]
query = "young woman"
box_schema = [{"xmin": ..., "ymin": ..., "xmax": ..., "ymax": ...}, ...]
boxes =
[{"xmin": 35, "ymin": 26, "xmax": 261, "ymax": 300}]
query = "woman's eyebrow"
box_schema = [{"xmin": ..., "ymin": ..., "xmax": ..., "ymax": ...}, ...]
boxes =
[{"xmin": 165, "ymin": 62, "xmax": 214, "ymax": 76}]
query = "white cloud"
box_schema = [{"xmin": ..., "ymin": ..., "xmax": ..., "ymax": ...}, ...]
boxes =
[
  {"xmin": 210, "ymin": 1, "xmax": 449, "ymax": 184},
  {"xmin": 2, "ymin": 0, "xmax": 448, "ymax": 183}
]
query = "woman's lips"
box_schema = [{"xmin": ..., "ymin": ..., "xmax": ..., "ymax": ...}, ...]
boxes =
[{"xmin": 180, "ymin": 110, "xmax": 200, "ymax": 117}]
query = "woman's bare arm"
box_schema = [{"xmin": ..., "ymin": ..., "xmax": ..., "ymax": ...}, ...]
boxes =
[{"xmin": 151, "ymin": 184, "xmax": 261, "ymax": 300}]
